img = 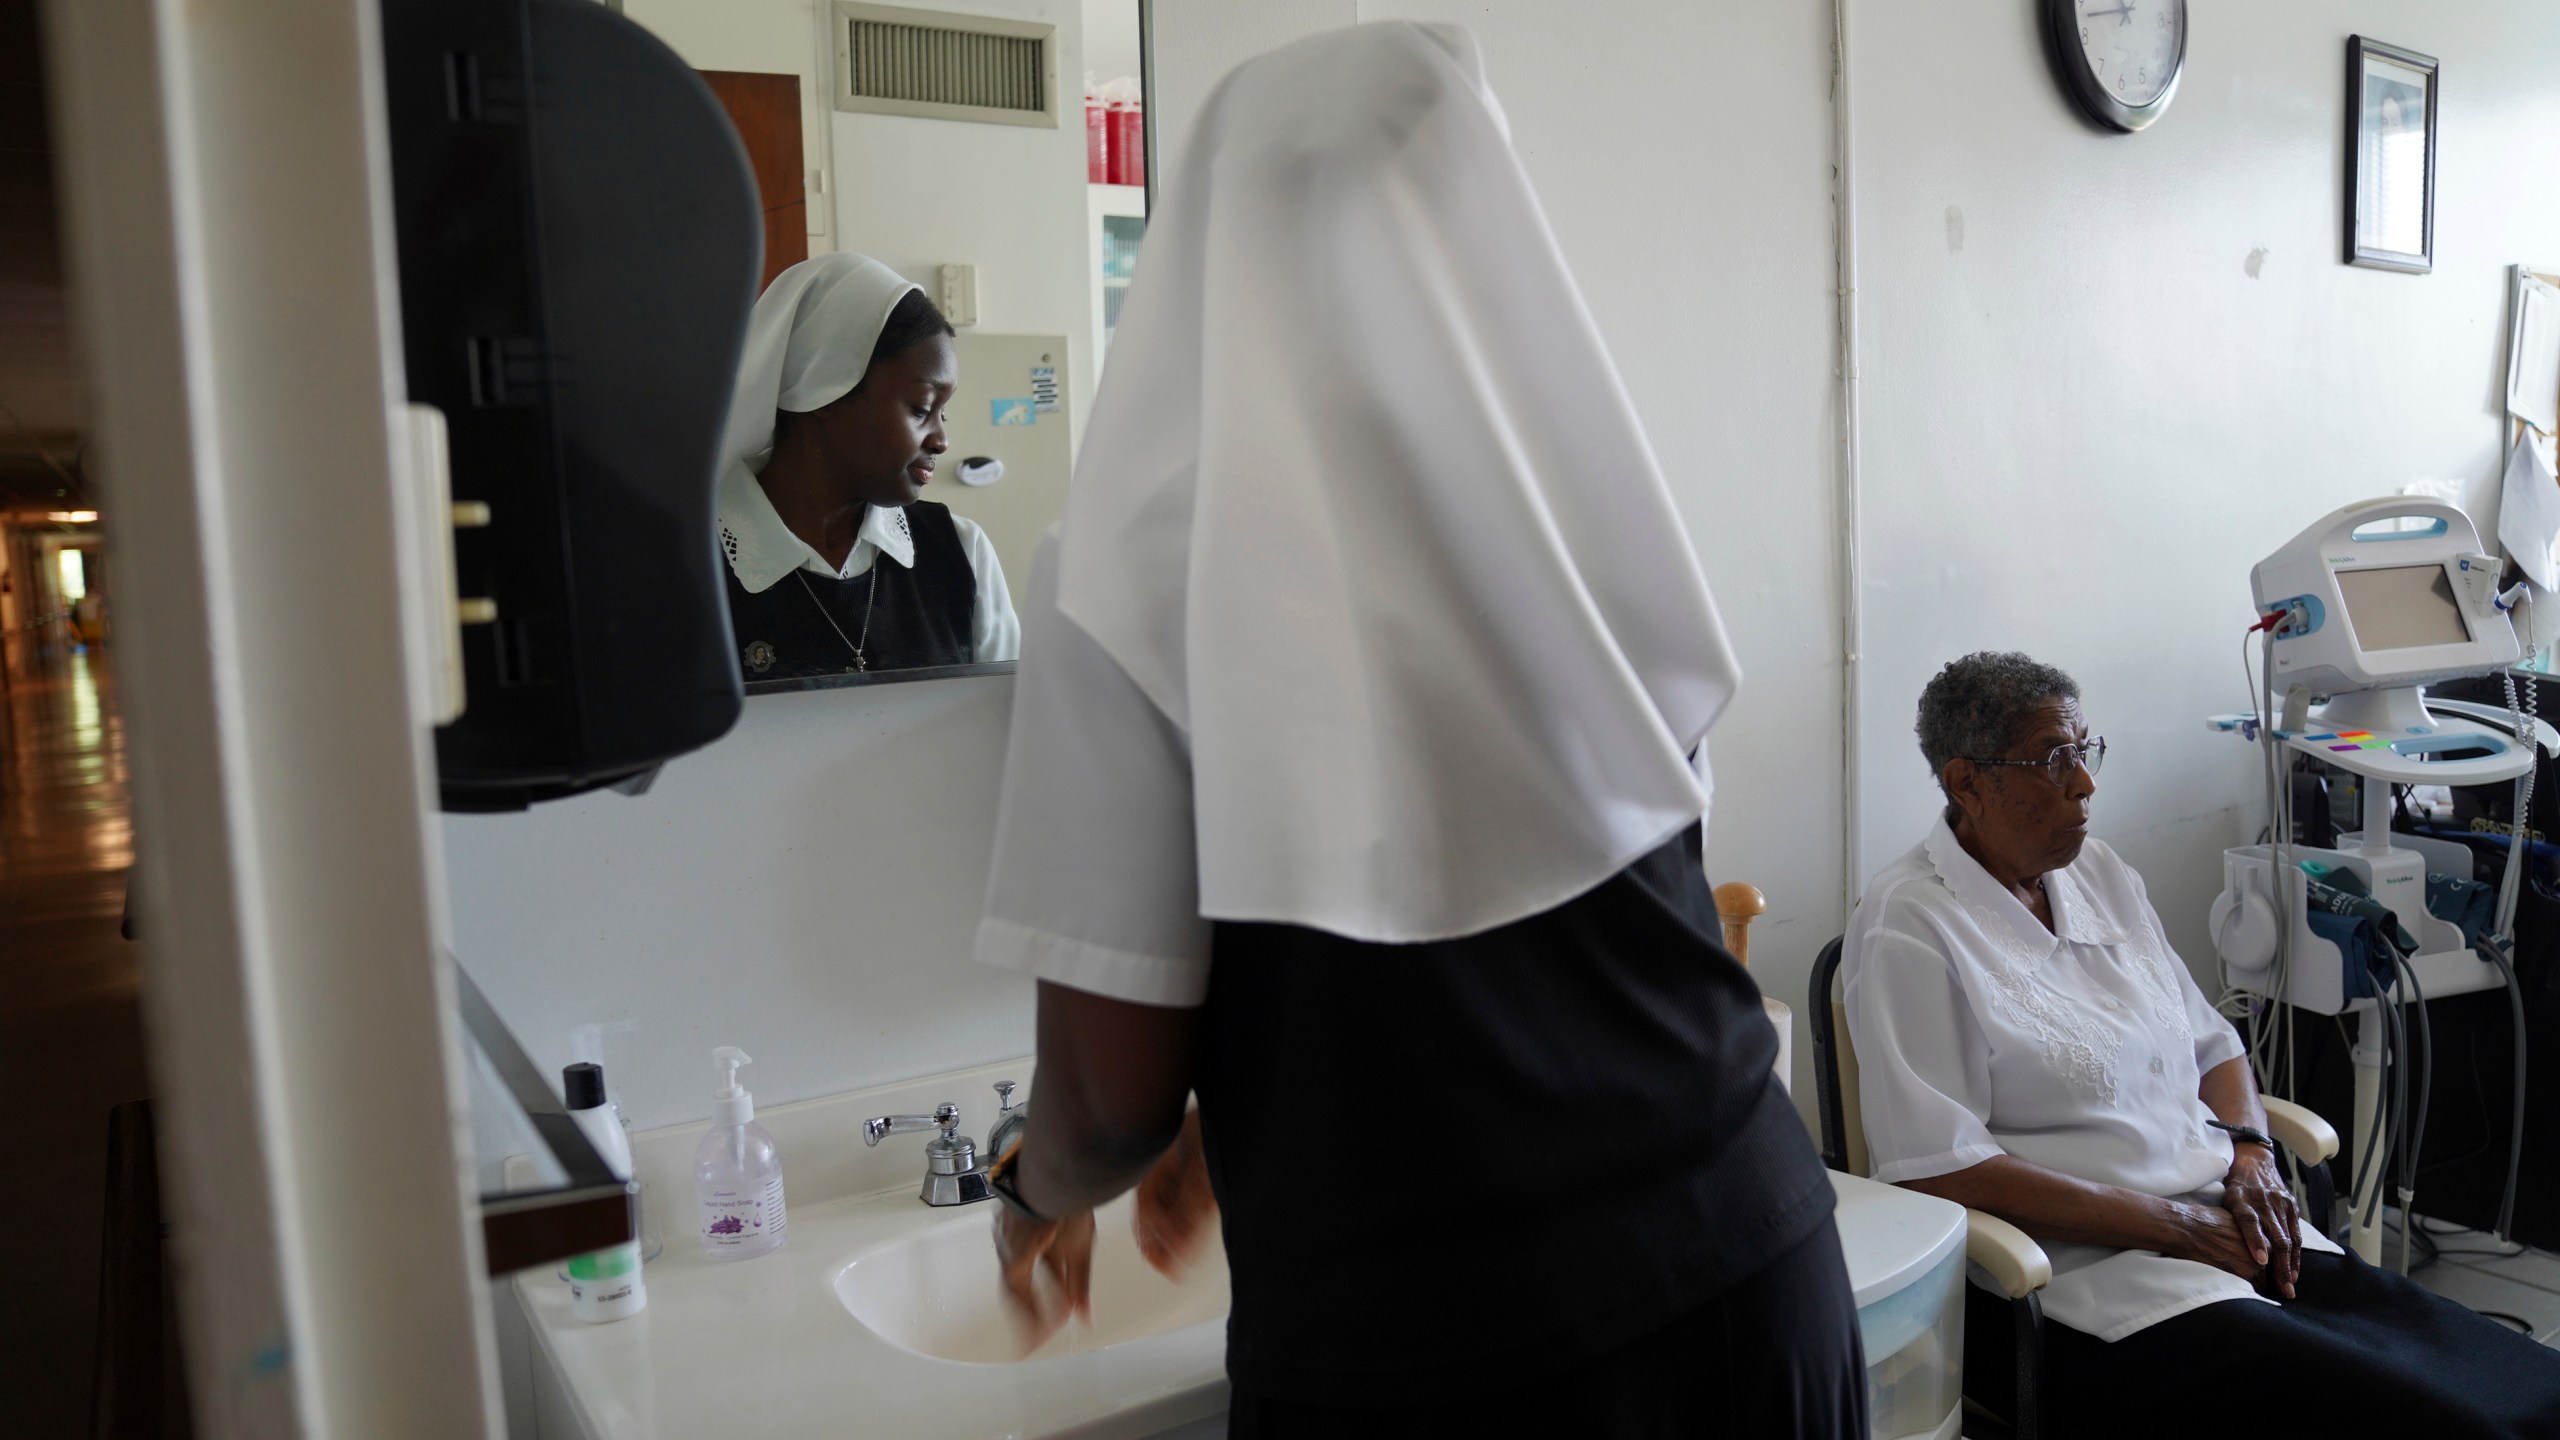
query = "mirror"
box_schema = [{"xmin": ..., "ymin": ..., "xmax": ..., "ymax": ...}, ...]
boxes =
[{"xmin": 624, "ymin": 0, "xmax": 1150, "ymax": 692}]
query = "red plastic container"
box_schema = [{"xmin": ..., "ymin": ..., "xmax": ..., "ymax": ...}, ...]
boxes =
[
  {"xmin": 1109, "ymin": 103, "xmax": 1145, "ymax": 188},
  {"xmin": 1086, "ymin": 99, "xmax": 1110, "ymax": 183}
]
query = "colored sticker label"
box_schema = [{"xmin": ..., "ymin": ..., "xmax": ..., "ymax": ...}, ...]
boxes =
[{"xmin": 991, "ymin": 397, "xmax": 1037, "ymax": 427}]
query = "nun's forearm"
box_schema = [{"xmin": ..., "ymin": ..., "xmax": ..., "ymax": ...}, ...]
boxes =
[{"xmin": 1012, "ymin": 980, "xmax": 1200, "ymax": 1218}]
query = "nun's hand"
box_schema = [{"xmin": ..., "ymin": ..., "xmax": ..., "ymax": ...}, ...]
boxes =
[
  {"xmin": 995, "ymin": 1203, "xmax": 1094, "ymax": 1354},
  {"xmin": 1134, "ymin": 1107, "xmax": 1217, "ymax": 1278}
]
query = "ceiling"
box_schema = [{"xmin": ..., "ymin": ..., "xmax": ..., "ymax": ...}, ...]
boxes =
[{"xmin": 0, "ymin": 0, "xmax": 88, "ymax": 515}]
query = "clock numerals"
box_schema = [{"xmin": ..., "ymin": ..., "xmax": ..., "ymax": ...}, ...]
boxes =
[{"xmin": 2053, "ymin": 0, "xmax": 2182, "ymax": 129}]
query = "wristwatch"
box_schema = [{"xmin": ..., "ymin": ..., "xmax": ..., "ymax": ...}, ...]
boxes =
[{"xmin": 2206, "ymin": 1119, "xmax": 2277, "ymax": 1151}]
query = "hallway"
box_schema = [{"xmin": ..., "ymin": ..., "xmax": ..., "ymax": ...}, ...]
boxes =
[{"xmin": 0, "ymin": 650, "xmax": 147, "ymax": 1437}]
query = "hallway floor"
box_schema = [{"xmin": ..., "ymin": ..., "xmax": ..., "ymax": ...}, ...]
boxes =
[{"xmin": 0, "ymin": 649, "xmax": 145, "ymax": 1438}]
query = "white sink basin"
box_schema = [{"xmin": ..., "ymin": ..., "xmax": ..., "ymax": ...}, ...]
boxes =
[{"xmin": 833, "ymin": 1192, "xmax": 1231, "ymax": 1365}]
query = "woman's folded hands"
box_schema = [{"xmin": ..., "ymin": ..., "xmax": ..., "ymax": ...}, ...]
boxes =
[
  {"xmin": 2218, "ymin": 1144, "xmax": 2303, "ymax": 1299},
  {"xmin": 2153, "ymin": 1147, "xmax": 2301, "ymax": 1300}
]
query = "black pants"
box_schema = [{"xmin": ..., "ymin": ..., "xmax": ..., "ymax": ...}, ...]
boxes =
[
  {"xmin": 1965, "ymin": 1246, "xmax": 2560, "ymax": 1439},
  {"xmin": 1226, "ymin": 1216, "xmax": 1868, "ymax": 1439}
]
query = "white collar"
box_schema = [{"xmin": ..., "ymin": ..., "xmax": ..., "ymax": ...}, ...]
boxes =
[
  {"xmin": 716, "ymin": 463, "xmax": 916, "ymax": 593},
  {"xmin": 1922, "ymin": 814, "xmax": 2124, "ymax": 954}
]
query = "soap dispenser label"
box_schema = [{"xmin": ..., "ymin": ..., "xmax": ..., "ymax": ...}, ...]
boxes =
[{"xmin": 700, "ymin": 1175, "xmax": 787, "ymax": 1250}]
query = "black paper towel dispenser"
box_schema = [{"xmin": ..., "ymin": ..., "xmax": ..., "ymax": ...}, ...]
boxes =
[{"xmin": 380, "ymin": 0, "xmax": 758, "ymax": 811}]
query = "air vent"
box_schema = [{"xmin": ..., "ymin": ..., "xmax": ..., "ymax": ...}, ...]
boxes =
[{"xmin": 832, "ymin": 2, "xmax": 1057, "ymax": 129}]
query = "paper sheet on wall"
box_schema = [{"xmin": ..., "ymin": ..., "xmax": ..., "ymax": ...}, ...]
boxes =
[
  {"xmin": 2498, "ymin": 428, "xmax": 2560, "ymax": 591},
  {"xmin": 2508, "ymin": 276, "xmax": 2560, "ymax": 434}
]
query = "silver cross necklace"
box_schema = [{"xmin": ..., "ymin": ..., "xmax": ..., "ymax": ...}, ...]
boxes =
[{"xmin": 795, "ymin": 564, "xmax": 880, "ymax": 673}]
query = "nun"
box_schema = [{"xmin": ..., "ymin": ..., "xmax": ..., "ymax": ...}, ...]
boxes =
[
  {"xmin": 972, "ymin": 23, "xmax": 1864, "ymax": 1435},
  {"xmin": 715, "ymin": 252, "xmax": 1019, "ymax": 678}
]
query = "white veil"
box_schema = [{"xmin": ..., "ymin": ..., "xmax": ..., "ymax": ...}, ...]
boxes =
[
  {"xmin": 1052, "ymin": 22, "xmax": 1741, "ymax": 943},
  {"xmin": 717, "ymin": 252, "xmax": 921, "ymax": 478}
]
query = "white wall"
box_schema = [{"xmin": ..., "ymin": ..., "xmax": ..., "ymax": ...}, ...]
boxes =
[
  {"xmin": 1083, "ymin": 0, "xmax": 1143, "ymax": 89},
  {"xmin": 1149, "ymin": 1, "xmax": 1351, "ymax": 193},
  {"xmin": 829, "ymin": 0, "xmax": 1102, "ymax": 447},
  {"xmin": 444, "ymin": 678, "xmax": 1030, "ymax": 1130},
  {"xmin": 1846, "ymin": 0, "xmax": 2560, "ymax": 985},
  {"xmin": 627, "ymin": 0, "xmax": 1101, "ymax": 442}
]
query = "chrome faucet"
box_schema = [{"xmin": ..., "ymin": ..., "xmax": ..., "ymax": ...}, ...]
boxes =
[
  {"xmin": 862, "ymin": 1102, "xmax": 989, "ymax": 1206},
  {"xmin": 986, "ymin": 1080, "xmax": 1029, "ymax": 1167},
  {"xmin": 862, "ymin": 1084, "xmax": 1028, "ymax": 1208}
]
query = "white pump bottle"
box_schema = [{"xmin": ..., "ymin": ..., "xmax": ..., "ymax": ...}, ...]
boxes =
[
  {"xmin": 562, "ymin": 1060, "xmax": 646, "ymax": 1322},
  {"xmin": 694, "ymin": 1046, "xmax": 787, "ymax": 1259}
]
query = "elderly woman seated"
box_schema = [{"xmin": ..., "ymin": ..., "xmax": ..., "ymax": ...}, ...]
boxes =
[{"xmin": 1844, "ymin": 651, "xmax": 2560, "ymax": 1439}]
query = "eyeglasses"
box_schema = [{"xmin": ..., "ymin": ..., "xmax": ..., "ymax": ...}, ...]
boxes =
[{"xmin": 1967, "ymin": 736, "xmax": 2106, "ymax": 787}]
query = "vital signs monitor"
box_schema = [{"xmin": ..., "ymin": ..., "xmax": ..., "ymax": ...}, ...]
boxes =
[
  {"xmin": 2252, "ymin": 497, "xmax": 2519, "ymax": 696},
  {"xmin": 2211, "ymin": 496, "xmax": 2550, "ymax": 1265}
]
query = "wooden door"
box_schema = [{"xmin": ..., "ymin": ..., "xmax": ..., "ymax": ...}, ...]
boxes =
[{"xmin": 698, "ymin": 71, "xmax": 807, "ymax": 291}]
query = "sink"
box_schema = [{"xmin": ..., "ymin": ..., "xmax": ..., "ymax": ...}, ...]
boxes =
[{"xmin": 833, "ymin": 1192, "xmax": 1231, "ymax": 1365}]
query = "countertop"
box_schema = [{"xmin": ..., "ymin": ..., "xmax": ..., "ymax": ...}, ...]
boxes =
[{"xmin": 512, "ymin": 1059, "xmax": 1227, "ymax": 1440}]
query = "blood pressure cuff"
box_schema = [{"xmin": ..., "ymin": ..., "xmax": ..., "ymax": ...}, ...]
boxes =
[
  {"xmin": 2303, "ymin": 908, "xmax": 2398, "ymax": 1001},
  {"xmin": 2301, "ymin": 869, "xmax": 2419, "ymax": 956},
  {"xmin": 2402, "ymin": 827, "xmax": 2560, "ymax": 993},
  {"xmin": 2426, "ymin": 873, "xmax": 2500, "ymax": 952}
]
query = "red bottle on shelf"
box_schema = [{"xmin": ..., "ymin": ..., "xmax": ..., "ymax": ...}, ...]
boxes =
[
  {"xmin": 1086, "ymin": 91, "xmax": 1110, "ymax": 183},
  {"xmin": 1110, "ymin": 100, "xmax": 1144, "ymax": 188}
]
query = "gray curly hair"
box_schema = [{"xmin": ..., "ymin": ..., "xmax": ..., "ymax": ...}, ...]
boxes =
[{"xmin": 1916, "ymin": 652, "xmax": 2081, "ymax": 807}]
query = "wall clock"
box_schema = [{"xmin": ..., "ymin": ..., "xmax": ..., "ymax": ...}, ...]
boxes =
[{"xmin": 2045, "ymin": 0, "xmax": 2187, "ymax": 132}]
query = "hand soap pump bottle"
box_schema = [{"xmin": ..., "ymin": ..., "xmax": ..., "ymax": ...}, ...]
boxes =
[
  {"xmin": 694, "ymin": 1047, "xmax": 787, "ymax": 1259},
  {"xmin": 561, "ymin": 1061, "xmax": 646, "ymax": 1322}
]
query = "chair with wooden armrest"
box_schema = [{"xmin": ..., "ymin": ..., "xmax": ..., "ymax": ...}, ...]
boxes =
[
  {"xmin": 1714, "ymin": 881, "xmax": 1767, "ymax": 965},
  {"xmin": 1714, "ymin": 883, "xmax": 1797, "ymax": 1094},
  {"xmin": 1806, "ymin": 936, "xmax": 2339, "ymax": 1440}
]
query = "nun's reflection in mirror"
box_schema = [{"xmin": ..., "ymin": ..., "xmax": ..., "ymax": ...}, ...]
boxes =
[{"xmin": 717, "ymin": 252, "xmax": 1022, "ymax": 679}]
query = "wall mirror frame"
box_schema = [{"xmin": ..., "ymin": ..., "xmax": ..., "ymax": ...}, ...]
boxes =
[{"xmin": 715, "ymin": 0, "xmax": 1158, "ymax": 700}]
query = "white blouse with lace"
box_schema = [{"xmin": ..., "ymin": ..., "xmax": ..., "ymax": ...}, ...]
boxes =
[{"xmin": 1843, "ymin": 816, "xmax": 2340, "ymax": 1342}]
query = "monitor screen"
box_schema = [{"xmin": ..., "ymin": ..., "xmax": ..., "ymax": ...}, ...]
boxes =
[{"xmin": 2337, "ymin": 563, "xmax": 2472, "ymax": 652}]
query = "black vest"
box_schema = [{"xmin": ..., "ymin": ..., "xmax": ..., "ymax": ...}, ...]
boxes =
[
  {"xmin": 1195, "ymin": 823, "xmax": 1835, "ymax": 1407},
  {"xmin": 725, "ymin": 502, "xmax": 978, "ymax": 679}
]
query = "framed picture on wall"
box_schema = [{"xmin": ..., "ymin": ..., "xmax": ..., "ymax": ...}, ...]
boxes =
[{"xmin": 2345, "ymin": 37, "xmax": 2438, "ymax": 273}]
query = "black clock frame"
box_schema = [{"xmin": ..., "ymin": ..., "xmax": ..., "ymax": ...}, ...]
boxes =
[{"xmin": 2043, "ymin": 0, "xmax": 2186, "ymax": 133}]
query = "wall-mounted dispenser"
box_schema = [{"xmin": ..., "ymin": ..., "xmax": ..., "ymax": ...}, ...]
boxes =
[{"xmin": 380, "ymin": 0, "xmax": 761, "ymax": 810}]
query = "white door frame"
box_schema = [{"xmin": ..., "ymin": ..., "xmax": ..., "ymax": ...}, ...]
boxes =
[{"xmin": 44, "ymin": 0, "xmax": 500, "ymax": 1434}]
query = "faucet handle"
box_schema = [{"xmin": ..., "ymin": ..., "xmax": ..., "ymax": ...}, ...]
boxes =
[
  {"xmin": 864, "ymin": 1102, "xmax": 961, "ymax": 1146},
  {"xmin": 993, "ymin": 1080, "xmax": 1019, "ymax": 1114}
]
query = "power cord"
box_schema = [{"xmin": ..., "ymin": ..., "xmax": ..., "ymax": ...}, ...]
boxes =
[{"xmin": 2482, "ymin": 655, "xmax": 2540, "ymax": 1243}]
